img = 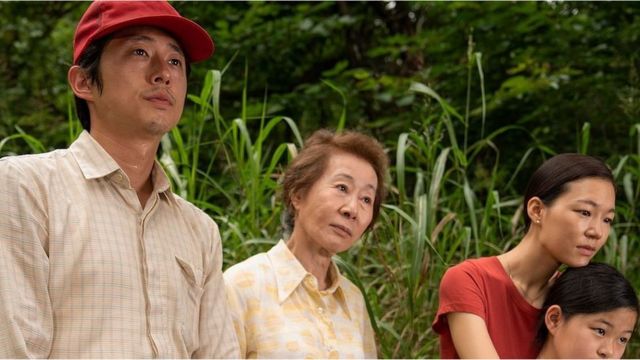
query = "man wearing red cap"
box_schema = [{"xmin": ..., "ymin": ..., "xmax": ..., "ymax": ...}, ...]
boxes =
[{"xmin": 0, "ymin": 1, "xmax": 239, "ymax": 358}]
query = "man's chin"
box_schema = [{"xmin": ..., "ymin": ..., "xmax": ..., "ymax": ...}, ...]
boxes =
[{"xmin": 144, "ymin": 119, "xmax": 179, "ymax": 137}]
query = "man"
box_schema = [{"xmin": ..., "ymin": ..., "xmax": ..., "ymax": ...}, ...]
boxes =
[{"xmin": 0, "ymin": 1, "xmax": 239, "ymax": 357}]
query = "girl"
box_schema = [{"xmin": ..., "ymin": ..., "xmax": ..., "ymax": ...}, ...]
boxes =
[{"xmin": 537, "ymin": 262, "xmax": 638, "ymax": 359}]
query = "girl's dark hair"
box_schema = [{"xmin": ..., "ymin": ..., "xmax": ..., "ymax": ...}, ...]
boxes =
[
  {"xmin": 536, "ymin": 262, "xmax": 639, "ymax": 345},
  {"xmin": 523, "ymin": 153, "xmax": 614, "ymax": 230}
]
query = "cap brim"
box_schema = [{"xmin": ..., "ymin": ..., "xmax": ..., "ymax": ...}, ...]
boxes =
[{"xmin": 89, "ymin": 15, "xmax": 214, "ymax": 63}]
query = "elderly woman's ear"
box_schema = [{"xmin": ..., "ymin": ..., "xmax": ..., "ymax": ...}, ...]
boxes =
[{"xmin": 291, "ymin": 192, "xmax": 302, "ymax": 211}]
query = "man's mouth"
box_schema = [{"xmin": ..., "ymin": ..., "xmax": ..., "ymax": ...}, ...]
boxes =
[{"xmin": 144, "ymin": 90, "xmax": 175, "ymax": 107}]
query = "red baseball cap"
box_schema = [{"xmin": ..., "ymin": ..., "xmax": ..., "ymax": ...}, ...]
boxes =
[{"xmin": 73, "ymin": 0, "xmax": 214, "ymax": 64}]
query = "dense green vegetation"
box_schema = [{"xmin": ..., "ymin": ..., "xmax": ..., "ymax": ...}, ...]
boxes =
[{"xmin": 2, "ymin": 2, "xmax": 640, "ymax": 358}]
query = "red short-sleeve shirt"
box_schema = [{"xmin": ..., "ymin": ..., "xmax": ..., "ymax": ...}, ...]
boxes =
[{"xmin": 432, "ymin": 257, "xmax": 541, "ymax": 359}]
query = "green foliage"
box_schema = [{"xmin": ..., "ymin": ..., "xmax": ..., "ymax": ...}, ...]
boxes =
[
  {"xmin": 3, "ymin": 2, "xmax": 640, "ymax": 358},
  {"xmin": 160, "ymin": 61, "xmax": 304, "ymax": 263},
  {"xmin": 0, "ymin": 2, "xmax": 84, "ymax": 151}
]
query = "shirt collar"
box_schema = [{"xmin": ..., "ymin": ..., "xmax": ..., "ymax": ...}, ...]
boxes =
[
  {"xmin": 69, "ymin": 131, "xmax": 172, "ymax": 196},
  {"xmin": 267, "ymin": 240, "xmax": 351, "ymax": 319}
]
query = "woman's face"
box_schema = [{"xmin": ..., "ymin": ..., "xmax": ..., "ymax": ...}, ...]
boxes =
[
  {"xmin": 290, "ymin": 151, "xmax": 377, "ymax": 256},
  {"xmin": 535, "ymin": 177, "xmax": 615, "ymax": 267},
  {"xmin": 545, "ymin": 306, "xmax": 637, "ymax": 359}
]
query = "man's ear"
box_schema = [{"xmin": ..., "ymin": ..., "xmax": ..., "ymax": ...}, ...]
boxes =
[
  {"xmin": 545, "ymin": 305, "xmax": 565, "ymax": 335},
  {"xmin": 68, "ymin": 65, "xmax": 95, "ymax": 101}
]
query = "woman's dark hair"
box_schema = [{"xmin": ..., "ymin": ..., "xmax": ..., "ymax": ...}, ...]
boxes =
[
  {"xmin": 281, "ymin": 129, "xmax": 388, "ymax": 236},
  {"xmin": 523, "ymin": 153, "xmax": 614, "ymax": 230},
  {"xmin": 73, "ymin": 33, "xmax": 191, "ymax": 131},
  {"xmin": 536, "ymin": 262, "xmax": 639, "ymax": 345}
]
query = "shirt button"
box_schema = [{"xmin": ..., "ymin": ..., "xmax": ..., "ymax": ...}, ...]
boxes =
[{"xmin": 317, "ymin": 307, "xmax": 324, "ymax": 314}]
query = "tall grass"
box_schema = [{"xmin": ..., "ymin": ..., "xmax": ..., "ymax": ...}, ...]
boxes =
[
  {"xmin": 161, "ymin": 58, "xmax": 303, "ymax": 262},
  {"xmin": 163, "ymin": 58, "xmax": 639, "ymax": 357},
  {"xmin": 3, "ymin": 56, "xmax": 640, "ymax": 358}
]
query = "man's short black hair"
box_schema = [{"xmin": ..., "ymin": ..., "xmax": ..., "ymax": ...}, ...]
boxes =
[
  {"xmin": 74, "ymin": 36, "xmax": 110, "ymax": 131},
  {"xmin": 73, "ymin": 34, "xmax": 191, "ymax": 131}
]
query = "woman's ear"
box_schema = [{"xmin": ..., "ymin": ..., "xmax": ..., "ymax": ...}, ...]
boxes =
[
  {"xmin": 545, "ymin": 305, "xmax": 565, "ymax": 335},
  {"xmin": 527, "ymin": 196, "xmax": 545, "ymax": 225},
  {"xmin": 68, "ymin": 65, "xmax": 95, "ymax": 101},
  {"xmin": 291, "ymin": 191, "xmax": 303, "ymax": 211}
]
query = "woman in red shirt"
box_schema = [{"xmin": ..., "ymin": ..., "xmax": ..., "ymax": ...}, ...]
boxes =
[{"xmin": 432, "ymin": 154, "xmax": 616, "ymax": 358}]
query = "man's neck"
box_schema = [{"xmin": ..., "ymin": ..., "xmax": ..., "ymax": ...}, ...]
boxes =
[{"xmin": 89, "ymin": 129, "xmax": 159, "ymax": 207}]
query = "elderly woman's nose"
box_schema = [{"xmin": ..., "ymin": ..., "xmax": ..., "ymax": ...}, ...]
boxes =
[{"xmin": 340, "ymin": 196, "xmax": 359, "ymax": 219}]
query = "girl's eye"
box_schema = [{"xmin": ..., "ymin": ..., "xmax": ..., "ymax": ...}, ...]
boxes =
[
  {"xmin": 577, "ymin": 209, "xmax": 591, "ymax": 217},
  {"xmin": 592, "ymin": 328, "xmax": 606, "ymax": 336},
  {"xmin": 619, "ymin": 336, "xmax": 629, "ymax": 345},
  {"xmin": 169, "ymin": 58, "xmax": 182, "ymax": 66},
  {"xmin": 604, "ymin": 217, "xmax": 614, "ymax": 225}
]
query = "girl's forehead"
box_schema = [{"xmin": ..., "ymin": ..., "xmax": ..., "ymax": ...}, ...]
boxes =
[{"xmin": 569, "ymin": 308, "xmax": 638, "ymax": 329}]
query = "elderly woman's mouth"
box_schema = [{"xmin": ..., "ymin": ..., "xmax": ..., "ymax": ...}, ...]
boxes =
[{"xmin": 330, "ymin": 224, "xmax": 352, "ymax": 237}]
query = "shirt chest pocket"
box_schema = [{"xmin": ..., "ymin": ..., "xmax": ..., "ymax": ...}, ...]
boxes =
[{"xmin": 175, "ymin": 255, "xmax": 204, "ymax": 353}]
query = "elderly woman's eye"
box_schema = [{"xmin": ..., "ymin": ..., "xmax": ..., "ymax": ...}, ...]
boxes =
[
  {"xmin": 336, "ymin": 184, "xmax": 347, "ymax": 192},
  {"xmin": 363, "ymin": 197, "xmax": 372, "ymax": 204}
]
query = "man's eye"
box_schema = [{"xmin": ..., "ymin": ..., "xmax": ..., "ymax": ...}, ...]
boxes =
[{"xmin": 134, "ymin": 49, "xmax": 147, "ymax": 56}]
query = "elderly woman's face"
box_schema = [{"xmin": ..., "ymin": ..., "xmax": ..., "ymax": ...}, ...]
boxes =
[{"xmin": 291, "ymin": 151, "xmax": 377, "ymax": 255}]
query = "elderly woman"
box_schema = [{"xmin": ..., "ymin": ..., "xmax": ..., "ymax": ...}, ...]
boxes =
[{"xmin": 224, "ymin": 129, "xmax": 388, "ymax": 359}]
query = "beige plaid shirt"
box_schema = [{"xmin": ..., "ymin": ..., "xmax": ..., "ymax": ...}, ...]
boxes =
[
  {"xmin": 0, "ymin": 131, "xmax": 239, "ymax": 358},
  {"xmin": 224, "ymin": 240, "xmax": 377, "ymax": 359}
]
